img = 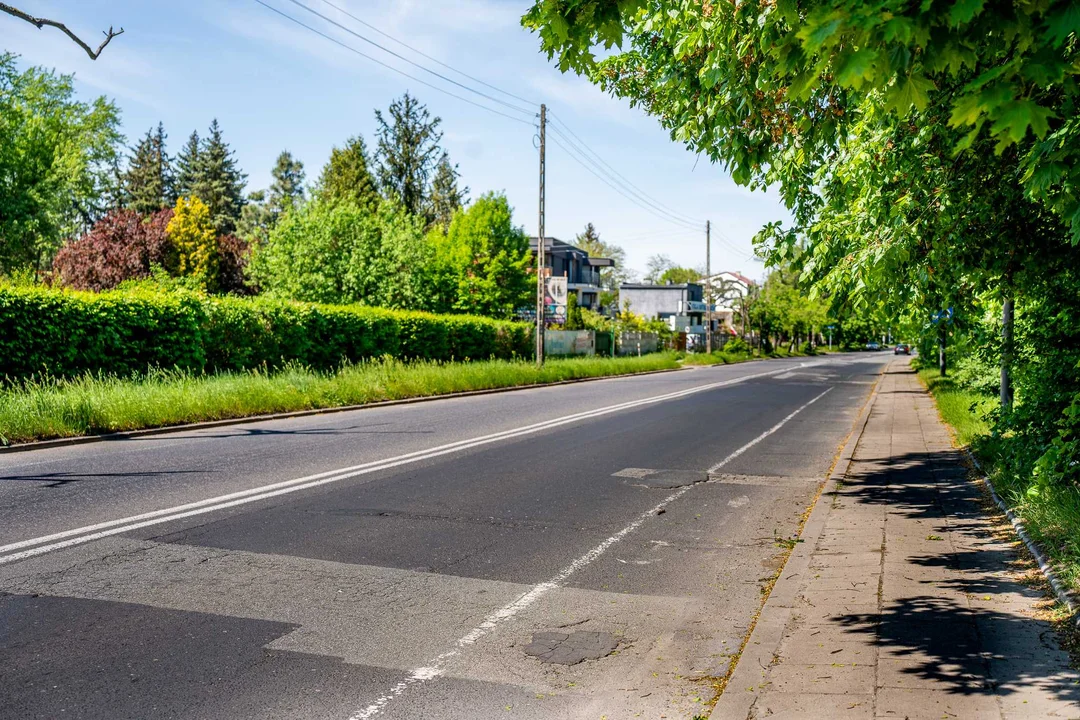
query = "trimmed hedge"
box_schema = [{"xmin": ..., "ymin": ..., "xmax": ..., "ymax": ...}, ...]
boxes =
[{"xmin": 0, "ymin": 285, "xmax": 533, "ymax": 381}]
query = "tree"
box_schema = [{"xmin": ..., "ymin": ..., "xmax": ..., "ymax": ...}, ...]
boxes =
[
  {"xmin": 0, "ymin": 5, "xmax": 124, "ymax": 60},
  {"xmin": 173, "ymin": 131, "xmax": 201, "ymax": 199},
  {"xmin": 315, "ymin": 135, "xmax": 380, "ymax": 212},
  {"xmin": 167, "ymin": 196, "xmax": 218, "ymax": 290},
  {"xmin": 0, "ymin": 53, "xmax": 123, "ymax": 274},
  {"xmin": 573, "ymin": 222, "xmax": 629, "ymax": 305},
  {"xmin": 188, "ymin": 119, "xmax": 246, "ymax": 235},
  {"xmin": 659, "ymin": 266, "xmax": 701, "ymax": 284},
  {"xmin": 268, "ymin": 150, "xmax": 305, "ymax": 221},
  {"xmin": 374, "ymin": 93, "xmax": 443, "ymax": 216},
  {"xmin": 123, "ymin": 122, "xmax": 174, "ymax": 215},
  {"xmin": 425, "ymin": 152, "xmax": 468, "ymax": 230},
  {"xmin": 426, "ymin": 192, "xmax": 533, "ymax": 318},
  {"xmin": 248, "ymin": 198, "xmax": 428, "ymax": 308},
  {"xmin": 53, "ymin": 208, "xmax": 174, "ymax": 291}
]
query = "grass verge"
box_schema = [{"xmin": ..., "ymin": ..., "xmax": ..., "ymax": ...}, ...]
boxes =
[
  {"xmin": 0, "ymin": 353, "xmax": 683, "ymax": 446},
  {"xmin": 918, "ymin": 367, "xmax": 1080, "ymax": 596}
]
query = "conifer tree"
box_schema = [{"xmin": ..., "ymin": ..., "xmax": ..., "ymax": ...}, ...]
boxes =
[
  {"xmin": 190, "ymin": 119, "xmax": 247, "ymax": 235},
  {"xmin": 123, "ymin": 122, "xmax": 174, "ymax": 215},
  {"xmin": 268, "ymin": 150, "xmax": 305, "ymax": 222},
  {"xmin": 425, "ymin": 152, "xmax": 468, "ymax": 230},
  {"xmin": 374, "ymin": 93, "xmax": 443, "ymax": 216},
  {"xmin": 173, "ymin": 131, "xmax": 202, "ymax": 200},
  {"xmin": 315, "ymin": 136, "xmax": 380, "ymax": 212}
]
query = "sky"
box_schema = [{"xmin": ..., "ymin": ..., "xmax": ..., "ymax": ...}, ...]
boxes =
[{"xmin": 2, "ymin": 0, "xmax": 792, "ymax": 280}]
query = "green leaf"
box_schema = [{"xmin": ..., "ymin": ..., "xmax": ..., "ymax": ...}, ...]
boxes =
[
  {"xmin": 949, "ymin": 0, "xmax": 986, "ymax": 26},
  {"xmin": 989, "ymin": 99, "xmax": 1056, "ymax": 144},
  {"xmin": 949, "ymin": 93, "xmax": 983, "ymax": 127},
  {"xmin": 835, "ymin": 49, "xmax": 879, "ymax": 89},
  {"xmin": 797, "ymin": 14, "xmax": 843, "ymax": 51},
  {"xmin": 886, "ymin": 74, "xmax": 936, "ymax": 113},
  {"xmin": 1046, "ymin": 2, "xmax": 1080, "ymax": 46}
]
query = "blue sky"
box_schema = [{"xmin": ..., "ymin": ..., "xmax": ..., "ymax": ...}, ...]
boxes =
[{"xmin": 3, "ymin": 0, "xmax": 791, "ymax": 279}]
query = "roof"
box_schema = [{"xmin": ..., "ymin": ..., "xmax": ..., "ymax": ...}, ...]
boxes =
[
  {"xmin": 620, "ymin": 282, "xmax": 702, "ymax": 290},
  {"xmin": 528, "ymin": 237, "xmax": 615, "ymax": 267}
]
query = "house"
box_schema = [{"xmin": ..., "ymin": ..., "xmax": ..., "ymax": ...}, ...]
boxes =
[
  {"xmin": 698, "ymin": 271, "xmax": 757, "ymax": 333},
  {"xmin": 528, "ymin": 237, "xmax": 615, "ymax": 311},
  {"xmin": 619, "ymin": 282, "xmax": 712, "ymax": 334}
]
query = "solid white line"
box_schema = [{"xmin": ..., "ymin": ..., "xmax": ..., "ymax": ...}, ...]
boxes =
[
  {"xmin": 348, "ymin": 384, "xmax": 835, "ymax": 720},
  {"xmin": 0, "ymin": 361, "xmax": 823, "ymax": 565}
]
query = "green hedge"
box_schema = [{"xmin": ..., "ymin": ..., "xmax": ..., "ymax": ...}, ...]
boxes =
[{"xmin": 0, "ymin": 285, "xmax": 533, "ymax": 380}]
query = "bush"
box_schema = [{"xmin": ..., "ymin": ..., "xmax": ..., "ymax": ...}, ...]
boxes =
[
  {"xmin": 799, "ymin": 340, "xmax": 816, "ymax": 355},
  {"xmin": 0, "ymin": 284, "xmax": 205, "ymax": 379},
  {"xmin": 0, "ymin": 284, "xmax": 533, "ymax": 381},
  {"xmin": 53, "ymin": 208, "xmax": 175, "ymax": 291},
  {"xmin": 723, "ymin": 336, "xmax": 750, "ymax": 355}
]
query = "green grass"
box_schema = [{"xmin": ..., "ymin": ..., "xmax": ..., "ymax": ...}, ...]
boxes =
[
  {"xmin": 919, "ymin": 367, "xmax": 1080, "ymax": 594},
  {"xmin": 918, "ymin": 368, "xmax": 996, "ymax": 447},
  {"xmin": 0, "ymin": 353, "xmax": 683, "ymax": 446}
]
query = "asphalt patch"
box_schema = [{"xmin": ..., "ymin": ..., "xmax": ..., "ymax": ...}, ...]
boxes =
[{"xmin": 523, "ymin": 630, "xmax": 619, "ymax": 665}]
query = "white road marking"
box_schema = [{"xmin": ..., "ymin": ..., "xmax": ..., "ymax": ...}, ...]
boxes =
[
  {"xmin": 348, "ymin": 384, "xmax": 834, "ymax": 719},
  {"xmin": 707, "ymin": 388, "xmax": 832, "ymax": 473},
  {"xmin": 0, "ymin": 362, "xmax": 824, "ymax": 566}
]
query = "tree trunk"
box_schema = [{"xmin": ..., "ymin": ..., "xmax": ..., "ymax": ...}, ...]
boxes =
[
  {"xmin": 938, "ymin": 323, "xmax": 947, "ymax": 377},
  {"xmin": 1000, "ymin": 297, "xmax": 1014, "ymax": 409}
]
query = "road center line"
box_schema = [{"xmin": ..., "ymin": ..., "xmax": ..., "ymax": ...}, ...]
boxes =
[
  {"xmin": 348, "ymin": 385, "xmax": 834, "ymax": 720},
  {"xmin": 0, "ymin": 361, "xmax": 823, "ymax": 565}
]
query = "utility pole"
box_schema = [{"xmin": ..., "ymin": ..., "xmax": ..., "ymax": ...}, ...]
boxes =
[
  {"xmin": 705, "ymin": 220, "xmax": 712, "ymax": 354},
  {"xmin": 535, "ymin": 103, "xmax": 547, "ymax": 367}
]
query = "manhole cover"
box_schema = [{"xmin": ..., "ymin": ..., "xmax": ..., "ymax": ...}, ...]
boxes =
[{"xmin": 523, "ymin": 631, "xmax": 619, "ymax": 665}]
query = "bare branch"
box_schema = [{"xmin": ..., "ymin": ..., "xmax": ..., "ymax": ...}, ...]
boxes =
[{"xmin": 0, "ymin": 3, "xmax": 124, "ymax": 60}]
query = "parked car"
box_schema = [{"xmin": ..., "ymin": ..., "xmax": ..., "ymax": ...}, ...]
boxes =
[
  {"xmin": 865, "ymin": 341, "xmax": 881, "ymax": 351},
  {"xmin": 894, "ymin": 343, "xmax": 911, "ymax": 355}
]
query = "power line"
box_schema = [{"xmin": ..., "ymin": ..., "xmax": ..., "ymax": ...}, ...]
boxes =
[
  {"xmin": 549, "ymin": 113, "xmax": 706, "ymax": 227},
  {"xmin": 547, "ymin": 131, "xmax": 704, "ymax": 232},
  {"xmin": 548, "ymin": 123, "xmax": 704, "ymax": 232},
  {"xmin": 313, "ymin": 0, "xmax": 539, "ymax": 108},
  {"xmin": 548, "ymin": 127, "xmax": 703, "ymax": 232},
  {"xmin": 280, "ymin": 0, "xmax": 536, "ymax": 117},
  {"xmin": 253, "ymin": 0, "xmax": 536, "ymax": 127}
]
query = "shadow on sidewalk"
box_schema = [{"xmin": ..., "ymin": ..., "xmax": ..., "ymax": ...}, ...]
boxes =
[
  {"xmin": 834, "ymin": 595, "xmax": 1079, "ymax": 700},
  {"xmin": 824, "ymin": 403, "xmax": 1080, "ymax": 703}
]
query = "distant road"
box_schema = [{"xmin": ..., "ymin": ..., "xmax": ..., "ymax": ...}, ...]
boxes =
[{"xmin": 0, "ymin": 353, "xmax": 889, "ymax": 719}]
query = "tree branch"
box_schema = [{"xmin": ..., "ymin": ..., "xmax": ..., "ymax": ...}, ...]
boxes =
[{"xmin": 0, "ymin": 3, "xmax": 123, "ymax": 60}]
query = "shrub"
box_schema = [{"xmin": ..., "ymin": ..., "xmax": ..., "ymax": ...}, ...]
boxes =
[
  {"xmin": 723, "ymin": 336, "xmax": 750, "ymax": 355},
  {"xmin": 0, "ymin": 284, "xmax": 534, "ymax": 381},
  {"xmin": 53, "ymin": 208, "xmax": 175, "ymax": 291},
  {"xmin": 168, "ymin": 197, "xmax": 219, "ymax": 290},
  {"xmin": 0, "ymin": 284, "xmax": 205, "ymax": 379}
]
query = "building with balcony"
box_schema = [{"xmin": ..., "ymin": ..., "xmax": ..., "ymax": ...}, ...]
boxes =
[{"xmin": 528, "ymin": 237, "xmax": 615, "ymax": 311}]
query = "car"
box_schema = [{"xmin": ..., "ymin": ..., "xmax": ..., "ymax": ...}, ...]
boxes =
[
  {"xmin": 894, "ymin": 343, "xmax": 911, "ymax": 355},
  {"xmin": 865, "ymin": 341, "xmax": 881, "ymax": 351}
]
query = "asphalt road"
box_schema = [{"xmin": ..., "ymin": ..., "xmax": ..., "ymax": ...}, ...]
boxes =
[{"xmin": 0, "ymin": 353, "xmax": 890, "ymax": 719}]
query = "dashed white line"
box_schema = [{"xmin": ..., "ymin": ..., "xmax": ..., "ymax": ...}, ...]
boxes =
[{"xmin": 349, "ymin": 384, "xmax": 834, "ymax": 719}]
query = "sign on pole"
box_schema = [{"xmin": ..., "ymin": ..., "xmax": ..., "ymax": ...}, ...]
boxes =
[{"xmin": 545, "ymin": 276, "xmax": 568, "ymax": 324}]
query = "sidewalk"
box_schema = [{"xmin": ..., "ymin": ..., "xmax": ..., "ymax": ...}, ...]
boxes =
[{"xmin": 713, "ymin": 360, "xmax": 1080, "ymax": 720}]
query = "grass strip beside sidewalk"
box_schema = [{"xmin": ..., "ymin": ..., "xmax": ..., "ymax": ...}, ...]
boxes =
[
  {"xmin": 919, "ymin": 367, "xmax": 1080, "ymax": 595},
  {"xmin": 0, "ymin": 354, "xmax": 682, "ymax": 446}
]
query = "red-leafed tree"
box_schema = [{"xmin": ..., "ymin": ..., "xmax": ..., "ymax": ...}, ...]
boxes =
[
  {"xmin": 216, "ymin": 234, "xmax": 256, "ymax": 295},
  {"xmin": 53, "ymin": 208, "xmax": 174, "ymax": 291}
]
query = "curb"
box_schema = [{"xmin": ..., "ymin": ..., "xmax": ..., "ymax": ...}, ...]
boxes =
[
  {"xmin": 966, "ymin": 450, "xmax": 1080, "ymax": 626},
  {"xmin": 709, "ymin": 360, "xmax": 887, "ymax": 719},
  {"xmin": 0, "ymin": 365, "xmax": 695, "ymax": 454}
]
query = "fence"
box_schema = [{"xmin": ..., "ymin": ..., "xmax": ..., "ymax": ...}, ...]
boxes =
[
  {"xmin": 617, "ymin": 332, "xmax": 659, "ymax": 356},
  {"xmin": 544, "ymin": 330, "xmax": 595, "ymax": 357}
]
